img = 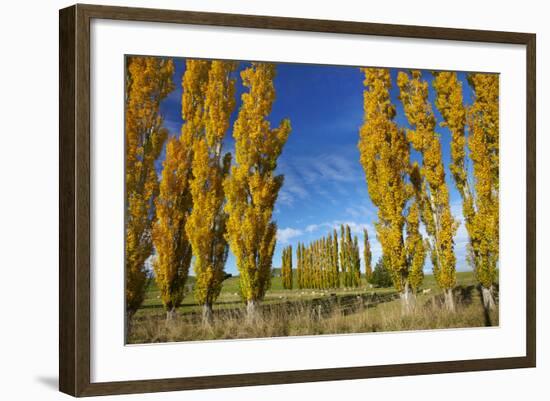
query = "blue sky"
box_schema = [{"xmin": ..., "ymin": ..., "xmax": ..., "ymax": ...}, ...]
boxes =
[{"xmin": 158, "ymin": 58, "xmax": 475, "ymax": 276}]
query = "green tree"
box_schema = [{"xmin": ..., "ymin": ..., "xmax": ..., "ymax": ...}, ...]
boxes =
[
  {"xmin": 363, "ymin": 228, "xmax": 373, "ymax": 282},
  {"xmin": 351, "ymin": 235, "xmax": 361, "ymax": 287},
  {"xmin": 296, "ymin": 242, "xmax": 303, "ymax": 289},
  {"xmin": 282, "ymin": 245, "xmax": 293, "ymax": 289},
  {"xmin": 332, "ymin": 229, "xmax": 340, "ymax": 287},
  {"xmin": 339, "ymin": 225, "xmax": 360, "ymax": 287},
  {"xmin": 369, "ymin": 257, "xmax": 394, "ymax": 288}
]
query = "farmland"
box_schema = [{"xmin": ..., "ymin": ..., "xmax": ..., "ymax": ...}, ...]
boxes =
[{"xmin": 128, "ymin": 270, "xmax": 498, "ymax": 344}]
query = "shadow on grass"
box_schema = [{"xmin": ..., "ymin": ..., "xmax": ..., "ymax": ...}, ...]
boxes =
[
  {"xmin": 140, "ymin": 299, "xmax": 242, "ymax": 310},
  {"xmin": 429, "ymin": 285, "xmax": 476, "ymax": 309},
  {"xmin": 477, "ymin": 283, "xmax": 500, "ymax": 327}
]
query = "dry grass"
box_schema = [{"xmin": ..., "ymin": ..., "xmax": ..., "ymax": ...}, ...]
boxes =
[{"xmin": 127, "ymin": 285, "xmax": 498, "ymax": 344}]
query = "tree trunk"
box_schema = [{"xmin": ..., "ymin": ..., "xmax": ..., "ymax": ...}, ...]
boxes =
[
  {"xmin": 246, "ymin": 300, "xmax": 259, "ymax": 323},
  {"xmin": 400, "ymin": 283, "xmax": 415, "ymax": 314},
  {"xmin": 166, "ymin": 307, "xmax": 177, "ymax": 321},
  {"xmin": 125, "ymin": 310, "xmax": 134, "ymax": 342},
  {"xmin": 481, "ymin": 285, "xmax": 496, "ymax": 310},
  {"xmin": 444, "ymin": 288, "xmax": 455, "ymax": 312},
  {"xmin": 202, "ymin": 303, "xmax": 213, "ymax": 326}
]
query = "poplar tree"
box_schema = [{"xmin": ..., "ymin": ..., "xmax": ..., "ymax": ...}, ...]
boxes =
[
  {"xmin": 352, "ymin": 235, "xmax": 361, "ymax": 287},
  {"xmin": 152, "ymin": 59, "xmax": 205, "ymax": 320},
  {"xmin": 405, "ymin": 201, "xmax": 426, "ymax": 294},
  {"xmin": 125, "ymin": 56, "xmax": 174, "ymax": 320},
  {"xmin": 323, "ymin": 237, "xmax": 328, "ymax": 288},
  {"xmin": 327, "ymin": 232, "xmax": 338, "ymax": 288},
  {"xmin": 300, "ymin": 242, "xmax": 306, "ymax": 289},
  {"xmin": 305, "ymin": 244, "xmax": 311, "ymax": 288},
  {"xmin": 358, "ymin": 68, "xmax": 416, "ymax": 312},
  {"xmin": 153, "ymin": 137, "xmax": 193, "ymax": 320},
  {"xmin": 339, "ymin": 225, "xmax": 360, "ymax": 287},
  {"xmin": 313, "ymin": 241, "xmax": 320, "ymax": 289},
  {"xmin": 224, "ymin": 63, "xmax": 292, "ymax": 320},
  {"xmin": 302, "ymin": 244, "xmax": 308, "ymax": 288},
  {"xmin": 282, "ymin": 245, "xmax": 293, "ymax": 289},
  {"xmin": 332, "ymin": 229, "xmax": 340, "ymax": 287},
  {"xmin": 363, "ymin": 228, "xmax": 373, "ymax": 281},
  {"xmin": 433, "ymin": 72, "xmax": 499, "ymax": 310},
  {"xmin": 308, "ymin": 244, "xmax": 313, "ymax": 288},
  {"xmin": 296, "ymin": 242, "xmax": 304, "ymax": 289},
  {"xmin": 467, "ymin": 73, "xmax": 499, "ymax": 310},
  {"xmin": 318, "ymin": 239, "xmax": 324, "ymax": 289},
  {"xmin": 339, "ymin": 225, "xmax": 349, "ymax": 287},
  {"xmin": 186, "ymin": 60, "xmax": 237, "ymax": 324},
  {"xmin": 398, "ymin": 70, "xmax": 457, "ymax": 311},
  {"xmin": 327, "ymin": 235, "xmax": 333, "ymax": 289}
]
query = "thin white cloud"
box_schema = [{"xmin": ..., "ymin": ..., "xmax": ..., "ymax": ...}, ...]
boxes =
[
  {"xmin": 305, "ymin": 223, "xmax": 324, "ymax": 233},
  {"xmin": 304, "ymin": 220, "xmax": 373, "ymax": 236},
  {"xmin": 277, "ymin": 161, "xmax": 310, "ymax": 207},
  {"xmin": 277, "ymin": 150, "xmax": 364, "ymax": 207},
  {"xmin": 300, "ymin": 153, "xmax": 361, "ymax": 184},
  {"xmin": 276, "ymin": 227, "xmax": 303, "ymax": 244},
  {"xmin": 344, "ymin": 205, "xmax": 374, "ymax": 219}
]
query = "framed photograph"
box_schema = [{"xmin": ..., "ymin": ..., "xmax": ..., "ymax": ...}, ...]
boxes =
[{"xmin": 59, "ymin": 3, "xmax": 536, "ymax": 397}]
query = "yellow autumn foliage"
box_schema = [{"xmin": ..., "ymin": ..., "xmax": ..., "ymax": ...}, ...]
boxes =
[
  {"xmin": 433, "ymin": 72, "xmax": 499, "ymax": 308},
  {"xmin": 397, "ymin": 70, "xmax": 457, "ymax": 308},
  {"xmin": 224, "ymin": 63, "xmax": 291, "ymax": 315},
  {"xmin": 125, "ymin": 56, "xmax": 174, "ymax": 316},
  {"xmin": 186, "ymin": 60, "xmax": 237, "ymax": 319},
  {"xmin": 467, "ymin": 73, "xmax": 500, "ymax": 292},
  {"xmin": 152, "ymin": 137, "xmax": 193, "ymax": 315},
  {"xmin": 405, "ymin": 200, "xmax": 426, "ymax": 292},
  {"xmin": 358, "ymin": 68, "xmax": 430, "ymax": 312},
  {"xmin": 358, "ymin": 68, "xmax": 411, "ymax": 295},
  {"xmin": 281, "ymin": 245, "xmax": 293, "ymax": 290},
  {"xmin": 152, "ymin": 59, "xmax": 212, "ymax": 317}
]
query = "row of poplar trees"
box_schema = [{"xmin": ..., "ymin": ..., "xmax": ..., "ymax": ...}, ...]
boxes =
[
  {"xmin": 281, "ymin": 225, "xmax": 374, "ymax": 290},
  {"xmin": 125, "ymin": 56, "xmax": 291, "ymax": 325},
  {"xmin": 358, "ymin": 68, "xmax": 499, "ymax": 313}
]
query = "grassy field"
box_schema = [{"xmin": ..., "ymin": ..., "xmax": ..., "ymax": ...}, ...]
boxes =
[{"xmin": 128, "ymin": 270, "xmax": 498, "ymax": 344}]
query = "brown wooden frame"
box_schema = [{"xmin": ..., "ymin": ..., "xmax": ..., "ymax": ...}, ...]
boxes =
[{"xmin": 59, "ymin": 3, "xmax": 536, "ymax": 397}]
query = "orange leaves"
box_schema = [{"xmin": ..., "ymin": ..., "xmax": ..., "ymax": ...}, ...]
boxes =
[
  {"xmin": 125, "ymin": 56, "xmax": 174, "ymax": 315},
  {"xmin": 152, "ymin": 134, "xmax": 192, "ymax": 312},
  {"xmin": 153, "ymin": 59, "xmax": 237, "ymax": 314},
  {"xmin": 186, "ymin": 60, "xmax": 236, "ymax": 309}
]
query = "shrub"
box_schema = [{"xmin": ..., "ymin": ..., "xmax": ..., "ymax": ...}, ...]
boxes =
[{"xmin": 369, "ymin": 257, "xmax": 393, "ymax": 288}]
